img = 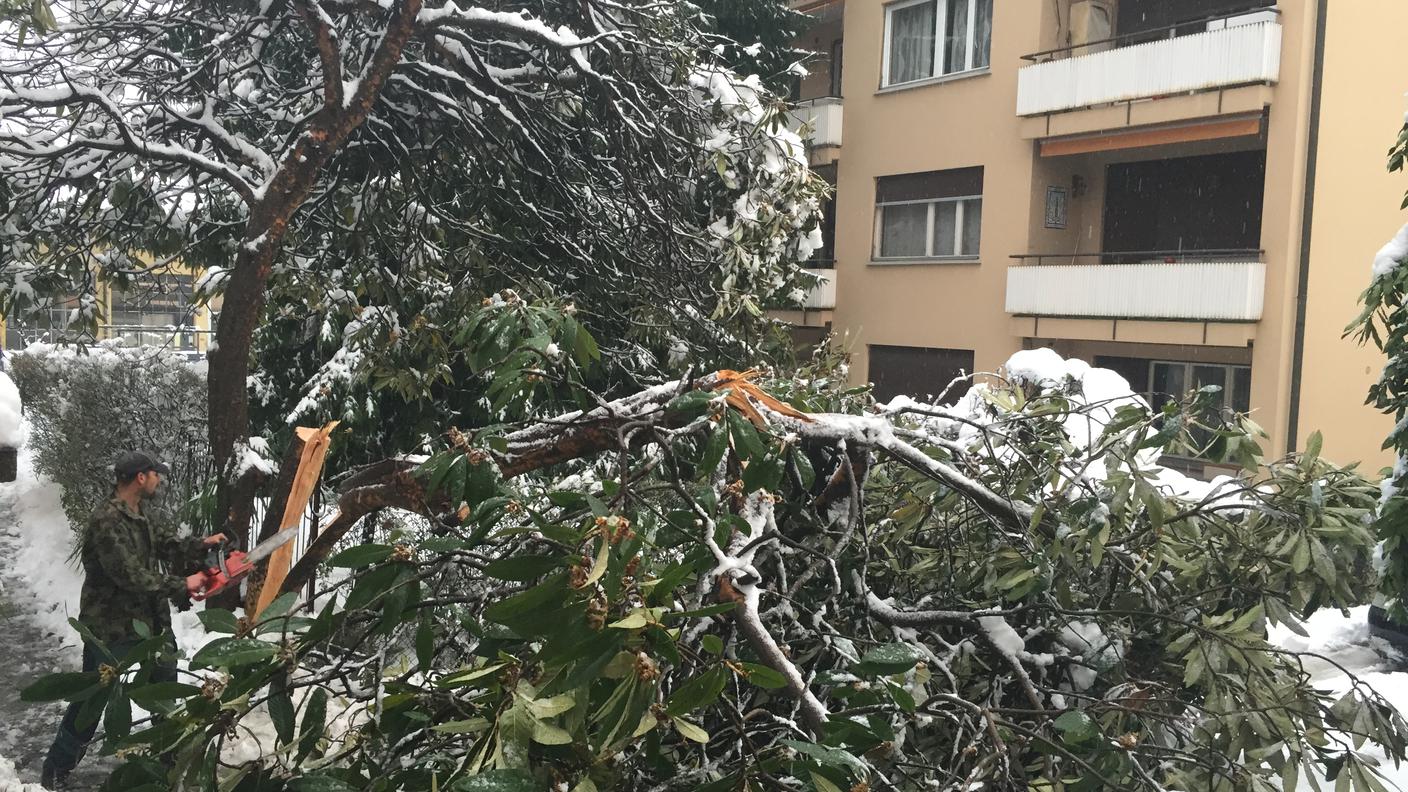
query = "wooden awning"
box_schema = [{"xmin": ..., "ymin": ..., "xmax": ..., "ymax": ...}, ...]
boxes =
[{"xmin": 1039, "ymin": 115, "xmax": 1264, "ymax": 157}]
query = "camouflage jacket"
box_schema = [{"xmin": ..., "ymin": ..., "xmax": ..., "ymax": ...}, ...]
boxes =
[{"xmin": 78, "ymin": 497, "xmax": 206, "ymax": 646}]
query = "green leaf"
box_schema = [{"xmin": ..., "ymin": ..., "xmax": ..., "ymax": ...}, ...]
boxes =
[
  {"xmin": 190, "ymin": 638, "xmax": 279, "ymax": 669},
  {"xmin": 127, "ymin": 682, "xmax": 201, "ymax": 705},
  {"xmin": 741, "ymin": 454, "xmax": 783, "ymax": 493},
  {"xmin": 667, "ymin": 667, "xmax": 729, "ymax": 716},
  {"xmin": 269, "ymin": 685, "xmax": 296, "ymax": 745},
  {"xmin": 661, "ymin": 603, "xmax": 737, "ymax": 621},
  {"xmin": 484, "ymin": 574, "xmax": 568, "ymax": 626},
  {"xmin": 667, "ymin": 389, "xmax": 717, "ymax": 418},
  {"xmin": 416, "ymin": 615, "xmax": 435, "ymax": 671},
  {"xmin": 609, "ymin": 611, "xmax": 650, "ymax": 630},
  {"xmin": 258, "ymin": 592, "xmax": 301, "ymax": 623},
  {"xmin": 344, "ymin": 563, "xmax": 406, "ymax": 612},
  {"xmin": 437, "ymin": 663, "xmax": 508, "ymax": 689},
  {"xmin": 297, "ymin": 688, "xmax": 328, "ymax": 762},
  {"xmin": 572, "ymin": 325, "xmax": 600, "ymax": 365},
  {"xmin": 781, "ymin": 740, "xmax": 867, "ymax": 775},
  {"xmin": 701, "ymin": 635, "xmax": 724, "ymax": 656},
  {"xmin": 432, "ymin": 718, "xmax": 491, "ymax": 734},
  {"xmin": 288, "ymin": 776, "xmax": 356, "ymax": 792},
  {"xmin": 531, "ymin": 720, "xmax": 574, "ymax": 745},
  {"xmin": 327, "ymin": 544, "xmax": 394, "ymax": 568},
  {"xmin": 527, "ymin": 693, "xmax": 576, "ymax": 719},
  {"xmin": 672, "ymin": 716, "xmax": 710, "ymax": 744},
  {"xmin": 197, "ymin": 608, "xmax": 240, "ymax": 635},
  {"xmin": 727, "ymin": 411, "xmax": 766, "ymax": 460},
  {"xmin": 453, "ymin": 769, "xmax": 542, "ymax": 792},
  {"xmin": 485, "ymin": 555, "xmax": 562, "ymax": 582},
  {"xmin": 854, "ymin": 643, "xmax": 922, "ymax": 676},
  {"xmin": 739, "ymin": 663, "xmax": 787, "ymax": 690},
  {"xmin": 699, "ymin": 424, "xmax": 730, "ymax": 479},
  {"xmin": 1054, "ymin": 710, "xmax": 1100, "ymax": 746},
  {"xmin": 104, "ymin": 683, "xmax": 131, "ymax": 741},
  {"xmin": 582, "ymin": 539, "xmax": 611, "ymax": 588},
  {"xmin": 420, "ymin": 536, "xmax": 471, "ymax": 553},
  {"xmin": 20, "ymin": 672, "xmax": 98, "ymax": 702}
]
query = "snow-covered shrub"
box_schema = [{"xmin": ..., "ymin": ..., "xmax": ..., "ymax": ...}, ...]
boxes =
[{"xmin": 8, "ymin": 342, "xmax": 209, "ymax": 530}]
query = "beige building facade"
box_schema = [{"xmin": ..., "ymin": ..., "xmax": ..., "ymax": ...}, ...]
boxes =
[{"xmin": 787, "ymin": 0, "xmax": 1408, "ymax": 471}]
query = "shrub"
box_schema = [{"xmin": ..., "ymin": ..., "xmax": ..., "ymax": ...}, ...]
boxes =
[{"xmin": 9, "ymin": 341, "xmax": 210, "ymax": 532}]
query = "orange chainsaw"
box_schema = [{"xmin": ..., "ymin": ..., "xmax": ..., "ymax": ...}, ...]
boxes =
[{"xmin": 185, "ymin": 527, "xmax": 299, "ymax": 601}]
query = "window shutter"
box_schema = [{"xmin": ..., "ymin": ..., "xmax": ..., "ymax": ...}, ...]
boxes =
[{"xmin": 876, "ymin": 167, "xmax": 984, "ymax": 203}]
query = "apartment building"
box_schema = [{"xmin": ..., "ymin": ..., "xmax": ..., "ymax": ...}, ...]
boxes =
[{"xmin": 786, "ymin": 0, "xmax": 1408, "ymax": 471}]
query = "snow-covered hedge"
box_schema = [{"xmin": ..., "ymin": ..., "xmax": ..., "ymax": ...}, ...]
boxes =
[{"xmin": 8, "ymin": 342, "xmax": 209, "ymax": 530}]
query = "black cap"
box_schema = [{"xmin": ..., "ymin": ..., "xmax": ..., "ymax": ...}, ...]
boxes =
[{"xmin": 114, "ymin": 450, "xmax": 171, "ymax": 479}]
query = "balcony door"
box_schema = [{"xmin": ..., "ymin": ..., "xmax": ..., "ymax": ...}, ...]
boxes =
[{"xmin": 1101, "ymin": 149, "xmax": 1265, "ymax": 261}]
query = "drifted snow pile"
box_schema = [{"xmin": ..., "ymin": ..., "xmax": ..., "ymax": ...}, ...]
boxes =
[
  {"xmin": 884, "ymin": 347, "xmax": 1236, "ymax": 502},
  {"xmin": 0, "ymin": 369, "xmax": 24, "ymax": 448},
  {"xmin": 1269, "ymin": 607, "xmax": 1408, "ymax": 790}
]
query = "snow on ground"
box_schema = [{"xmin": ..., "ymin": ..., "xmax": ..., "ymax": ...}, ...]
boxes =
[
  {"xmin": 0, "ymin": 371, "xmax": 23, "ymax": 448},
  {"xmin": 0, "ymin": 752, "xmax": 46, "ymax": 792},
  {"xmin": 1270, "ymin": 606, "xmax": 1408, "ymax": 790},
  {"xmin": 5, "ymin": 445, "xmax": 83, "ymax": 654}
]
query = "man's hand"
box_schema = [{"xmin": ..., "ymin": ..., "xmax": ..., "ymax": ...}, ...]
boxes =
[{"xmin": 202, "ymin": 533, "xmax": 229, "ymax": 547}]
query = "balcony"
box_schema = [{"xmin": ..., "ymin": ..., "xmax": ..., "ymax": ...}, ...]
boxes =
[
  {"xmin": 1016, "ymin": 11, "xmax": 1281, "ymax": 117},
  {"xmin": 788, "ymin": 97, "xmax": 843, "ymax": 150},
  {"xmin": 1005, "ymin": 253, "xmax": 1264, "ymax": 322},
  {"xmin": 799, "ymin": 266, "xmax": 835, "ymax": 310}
]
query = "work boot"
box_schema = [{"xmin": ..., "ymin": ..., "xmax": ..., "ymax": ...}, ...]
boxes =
[{"xmin": 39, "ymin": 761, "xmax": 70, "ymax": 790}]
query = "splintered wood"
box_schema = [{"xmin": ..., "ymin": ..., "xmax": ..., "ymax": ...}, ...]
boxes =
[{"xmin": 248, "ymin": 422, "xmax": 338, "ymax": 619}]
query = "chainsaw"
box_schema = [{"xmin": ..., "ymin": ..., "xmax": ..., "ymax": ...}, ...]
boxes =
[{"xmin": 185, "ymin": 526, "xmax": 300, "ymax": 601}]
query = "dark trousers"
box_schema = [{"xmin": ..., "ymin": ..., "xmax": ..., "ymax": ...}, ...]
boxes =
[{"xmin": 42, "ymin": 638, "xmax": 176, "ymax": 775}]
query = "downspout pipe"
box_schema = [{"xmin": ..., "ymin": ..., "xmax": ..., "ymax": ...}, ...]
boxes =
[{"xmin": 1286, "ymin": 0, "xmax": 1329, "ymax": 454}]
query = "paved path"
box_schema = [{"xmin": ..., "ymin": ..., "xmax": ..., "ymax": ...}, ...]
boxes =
[{"xmin": 0, "ymin": 493, "xmax": 113, "ymax": 790}]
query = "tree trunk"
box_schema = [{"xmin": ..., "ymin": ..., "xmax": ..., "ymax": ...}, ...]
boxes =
[{"xmin": 203, "ymin": 0, "xmax": 425, "ymax": 551}]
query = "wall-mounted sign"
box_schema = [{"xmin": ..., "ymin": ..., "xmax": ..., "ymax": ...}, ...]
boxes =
[{"xmin": 1045, "ymin": 186, "xmax": 1069, "ymax": 229}]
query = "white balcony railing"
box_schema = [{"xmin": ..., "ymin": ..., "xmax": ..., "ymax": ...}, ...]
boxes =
[
  {"xmin": 1005, "ymin": 261, "xmax": 1264, "ymax": 321},
  {"xmin": 788, "ymin": 97, "xmax": 843, "ymax": 148},
  {"xmin": 1016, "ymin": 19, "xmax": 1282, "ymax": 116},
  {"xmin": 800, "ymin": 267, "xmax": 835, "ymax": 310}
]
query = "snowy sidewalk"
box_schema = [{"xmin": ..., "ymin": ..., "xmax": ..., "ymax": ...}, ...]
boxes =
[{"xmin": 0, "ymin": 455, "xmax": 111, "ymax": 791}]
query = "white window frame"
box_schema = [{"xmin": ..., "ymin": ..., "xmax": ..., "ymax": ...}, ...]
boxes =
[
  {"xmin": 873, "ymin": 195, "xmax": 982, "ymax": 260},
  {"xmin": 881, "ymin": 0, "xmax": 988, "ymax": 88}
]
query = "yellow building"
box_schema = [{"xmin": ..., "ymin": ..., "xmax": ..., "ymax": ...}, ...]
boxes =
[
  {"xmin": 1, "ymin": 265, "xmax": 217, "ymax": 359},
  {"xmin": 785, "ymin": 0, "xmax": 1408, "ymax": 473}
]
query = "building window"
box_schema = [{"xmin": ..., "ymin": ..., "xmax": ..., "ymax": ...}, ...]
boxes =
[
  {"xmin": 4, "ymin": 296, "xmax": 85, "ymax": 350},
  {"xmin": 883, "ymin": 0, "xmax": 993, "ymax": 87},
  {"xmin": 1096, "ymin": 355, "xmax": 1251, "ymax": 453},
  {"xmin": 1147, "ymin": 361, "xmax": 1251, "ymax": 418},
  {"xmin": 875, "ymin": 167, "xmax": 983, "ymax": 260},
  {"xmin": 869, "ymin": 344, "xmax": 974, "ymax": 403},
  {"xmin": 109, "ymin": 274, "xmax": 200, "ymax": 351}
]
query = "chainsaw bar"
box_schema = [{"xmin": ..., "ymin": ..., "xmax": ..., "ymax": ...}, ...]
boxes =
[{"xmin": 243, "ymin": 525, "xmax": 300, "ymax": 564}]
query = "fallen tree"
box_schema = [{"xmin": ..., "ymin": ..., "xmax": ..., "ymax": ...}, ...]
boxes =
[{"xmin": 26, "ymin": 350, "xmax": 1408, "ymax": 792}]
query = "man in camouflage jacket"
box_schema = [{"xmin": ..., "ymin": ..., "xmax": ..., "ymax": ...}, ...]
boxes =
[{"xmin": 40, "ymin": 450, "xmax": 226, "ymax": 789}]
